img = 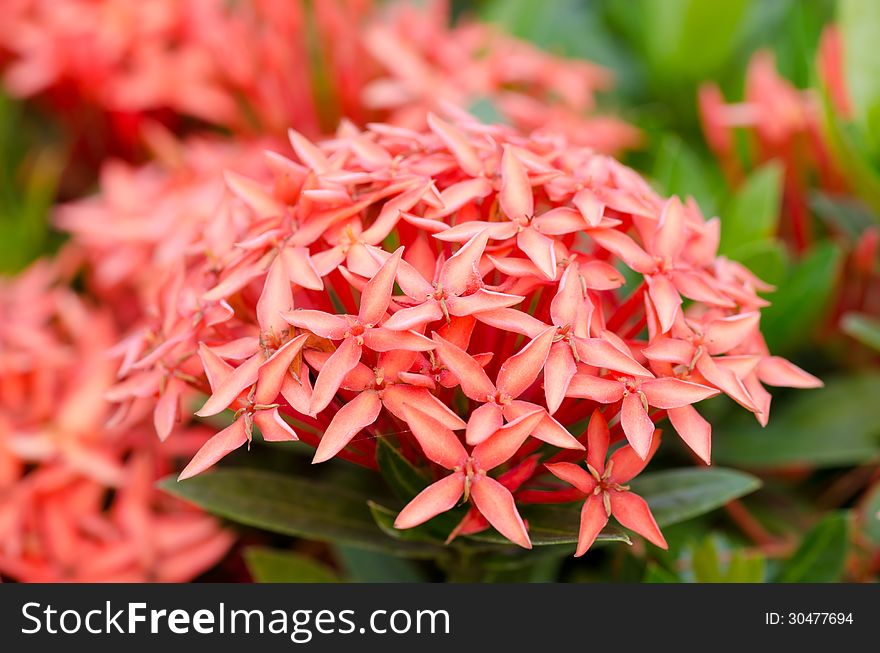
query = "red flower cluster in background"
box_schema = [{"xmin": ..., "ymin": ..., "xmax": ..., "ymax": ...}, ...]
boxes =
[{"xmin": 0, "ymin": 258, "xmax": 232, "ymax": 581}]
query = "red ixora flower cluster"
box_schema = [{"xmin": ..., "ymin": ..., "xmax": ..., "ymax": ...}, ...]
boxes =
[
  {"xmin": 0, "ymin": 257, "xmax": 233, "ymax": 581},
  {"xmin": 0, "ymin": 0, "xmax": 637, "ymax": 158},
  {"xmin": 94, "ymin": 111, "xmax": 821, "ymax": 554}
]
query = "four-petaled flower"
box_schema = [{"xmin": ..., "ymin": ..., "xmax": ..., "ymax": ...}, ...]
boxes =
[{"xmin": 546, "ymin": 410, "xmax": 667, "ymax": 555}]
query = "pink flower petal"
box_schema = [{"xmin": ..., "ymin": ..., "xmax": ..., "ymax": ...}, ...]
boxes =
[
  {"xmin": 312, "ymin": 391, "xmax": 382, "ymax": 463},
  {"xmin": 545, "ymin": 462, "xmax": 596, "ymax": 494},
  {"xmin": 544, "ymin": 342, "xmax": 577, "ymax": 415},
  {"xmin": 640, "ymin": 377, "xmax": 719, "ymax": 409},
  {"xmin": 575, "ymin": 494, "xmax": 610, "ymax": 556},
  {"xmin": 667, "ymin": 405, "xmax": 711, "ymax": 464},
  {"xmin": 394, "ymin": 473, "xmax": 465, "ymax": 529},
  {"xmin": 309, "ymin": 337, "xmax": 363, "ymax": 415},
  {"xmin": 400, "ymin": 403, "xmax": 468, "ymax": 470},
  {"xmin": 566, "ymin": 373, "xmax": 625, "ymax": 403},
  {"xmin": 282, "ymin": 310, "xmax": 349, "ymax": 339},
  {"xmin": 609, "ymin": 491, "xmax": 667, "ymax": 549},
  {"xmin": 500, "ymin": 146, "xmax": 534, "ymax": 220},
  {"xmin": 255, "ymin": 333, "xmax": 310, "ymax": 405},
  {"xmin": 620, "ymin": 392, "xmax": 655, "ymax": 460},
  {"xmin": 574, "ymin": 337, "xmax": 652, "ymax": 377},
  {"xmin": 646, "ymin": 274, "xmax": 682, "ymax": 334},
  {"xmin": 253, "ymin": 408, "xmax": 298, "ymax": 443},
  {"xmin": 470, "ymin": 475, "xmax": 531, "ymax": 549},
  {"xmin": 358, "ymin": 247, "xmax": 403, "ymax": 325},
  {"xmin": 382, "ymin": 385, "xmax": 466, "ymax": 430},
  {"xmin": 758, "ymin": 356, "xmax": 823, "ymax": 388},
  {"xmin": 178, "ymin": 418, "xmax": 249, "ymax": 480},
  {"xmin": 473, "ymin": 408, "xmax": 544, "ymax": 470},
  {"xmin": 503, "ymin": 401, "xmax": 584, "ymax": 450},
  {"xmin": 465, "ymin": 402, "xmax": 504, "ymax": 446},
  {"xmin": 432, "ymin": 332, "xmax": 496, "ymax": 401},
  {"xmin": 362, "ymin": 328, "xmax": 435, "ymax": 352},
  {"xmin": 517, "ymin": 228, "xmax": 557, "ymax": 280},
  {"xmin": 704, "ymin": 312, "xmax": 761, "ymax": 355},
  {"xmin": 195, "ymin": 352, "xmax": 263, "ymax": 418},
  {"xmin": 496, "ymin": 326, "xmax": 556, "ymax": 399}
]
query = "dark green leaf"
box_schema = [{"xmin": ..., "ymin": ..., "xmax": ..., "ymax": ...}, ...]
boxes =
[
  {"xmin": 713, "ymin": 374, "xmax": 880, "ymax": 468},
  {"xmin": 375, "ymin": 437, "xmax": 431, "ymax": 501},
  {"xmin": 775, "ymin": 512, "xmax": 850, "ymax": 582},
  {"xmin": 159, "ymin": 469, "xmax": 445, "ymax": 558},
  {"xmin": 244, "ymin": 547, "xmax": 340, "ymax": 583},
  {"xmin": 630, "ymin": 467, "xmax": 762, "ymax": 527},
  {"xmin": 720, "ymin": 162, "xmax": 783, "ymax": 257},
  {"xmin": 760, "ymin": 242, "xmax": 842, "ymax": 352}
]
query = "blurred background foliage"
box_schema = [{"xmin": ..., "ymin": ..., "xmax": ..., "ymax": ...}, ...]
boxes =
[{"xmin": 3, "ymin": 0, "xmax": 880, "ymax": 582}]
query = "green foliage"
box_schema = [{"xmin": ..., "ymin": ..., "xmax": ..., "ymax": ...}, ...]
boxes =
[
  {"xmin": 635, "ymin": 0, "xmax": 749, "ymax": 84},
  {"xmin": 244, "ymin": 547, "xmax": 341, "ymax": 583},
  {"xmin": 759, "ymin": 242, "xmax": 842, "ymax": 353},
  {"xmin": 0, "ymin": 94, "xmax": 62, "ymax": 274},
  {"xmin": 719, "ymin": 163, "xmax": 784, "ymax": 258},
  {"xmin": 714, "ymin": 374, "xmax": 880, "ymax": 468},
  {"xmin": 839, "ymin": 0, "xmax": 880, "ymax": 160},
  {"xmin": 690, "ymin": 536, "xmax": 766, "ymax": 583},
  {"xmin": 775, "ymin": 513, "xmax": 850, "ymax": 582},
  {"xmin": 160, "ymin": 469, "xmax": 445, "ymax": 559},
  {"xmin": 630, "ymin": 468, "xmax": 762, "ymax": 527}
]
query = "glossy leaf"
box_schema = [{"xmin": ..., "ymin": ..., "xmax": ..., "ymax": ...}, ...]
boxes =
[
  {"xmin": 159, "ymin": 470, "xmax": 445, "ymax": 558},
  {"xmin": 629, "ymin": 467, "xmax": 762, "ymax": 527}
]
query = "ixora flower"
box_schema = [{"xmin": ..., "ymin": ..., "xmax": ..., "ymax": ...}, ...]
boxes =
[
  {"xmin": 546, "ymin": 410, "xmax": 666, "ymax": 554},
  {"xmin": 83, "ymin": 110, "xmax": 820, "ymax": 554},
  {"xmin": 0, "ymin": 259, "xmax": 233, "ymax": 581}
]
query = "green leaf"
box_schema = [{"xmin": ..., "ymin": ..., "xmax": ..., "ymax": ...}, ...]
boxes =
[
  {"xmin": 159, "ymin": 469, "xmax": 445, "ymax": 558},
  {"xmin": 638, "ymin": 0, "xmax": 749, "ymax": 83},
  {"xmin": 643, "ymin": 563, "xmax": 680, "ymax": 583},
  {"xmin": 334, "ymin": 545, "xmax": 426, "ymax": 583},
  {"xmin": 819, "ymin": 80, "xmax": 880, "ymax": 217},
  {"xmin": 839, "ymin": 0, "xmax": 880, "ymax": 159},
  {"xmin": 651, "ymin": 135, "xmax": 723, "ymax": 215},
  {"xmin": 630, "ymin": 467, "xmax": 762, "ymax": 527},
  {"xmin": 725, "ymin": 550, "xmax": 766, "ymax": 583},
  {"xmin": 775, "ymin": 512, "xmax": 850, "ymax": 582},
  {"xmin": 244, "ymin": 547, "xmax": 340, "ymax": 583},
  {"xmin": 713, "ymin": 374, "xmax": 880, "ymax": 468},
  {"xmin": 691, "ymin": 536, "xmax": 724, "ymax": 582},
  {"xmin": 689, "ymin": 536, "xmax": 765, "ymax": 582},
  {"xmin": 841, "ymin": 312, "xmax": 880, "ymax": 352},
  {"xmin": 760, "ymin": 242, "xmax": 842, "ymax": 353},
  {"xmin": 467, "ymin": 97, "xmax": 506, "ymax": 125},
  {"xmin": 375, "ymin": 437, "xmax": 430, "ymax": 501},
  {"xmin": 729, "ymin": 240, "xmax": 790, "ymax": 288},
  {"xmin": 858, "ymin": 482, "xmax": 880, "ymax": 546},
  {"xmin": 720, "ymin": 163, "xmax": 783, "ymax": 257}
]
